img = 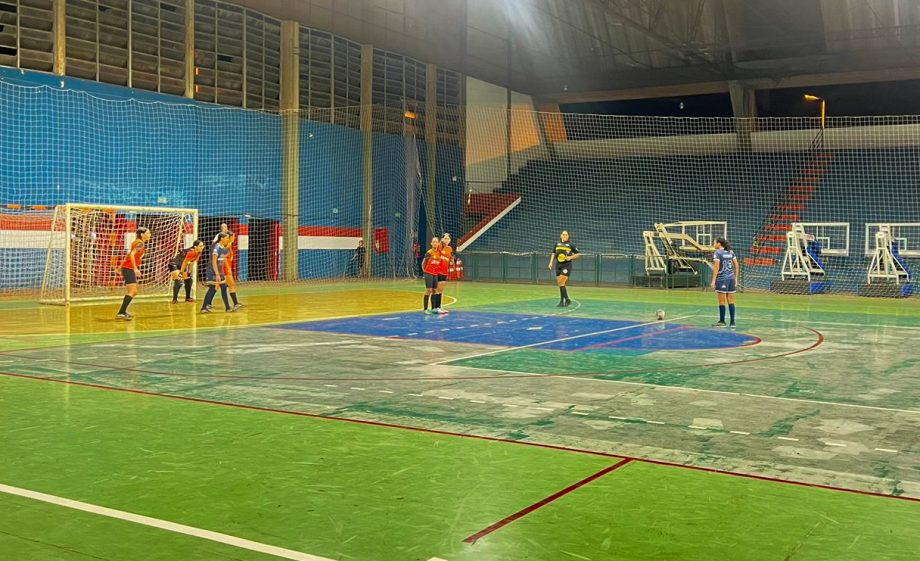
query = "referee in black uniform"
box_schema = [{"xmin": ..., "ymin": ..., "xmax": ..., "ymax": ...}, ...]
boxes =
[{"xmin": 549, "ymin": 230, "xmax": 579, "ymax": 307}]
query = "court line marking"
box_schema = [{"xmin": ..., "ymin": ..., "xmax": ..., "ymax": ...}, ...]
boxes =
[
  {"xmin": 434, "ymin": 315, "xmax": 696, "ymax": 364},
  {"xmin": 463, "ymin": 459, "xmax": 633, "ymax": 544},
  {"xmin": 0, "ymin": 483, "xmax": 337, "ymax": 561},
  {"xmin": 778, "ymin": 319, "xmax": 920, "ymax": 330},
  {"xmin": 2, "ymin": 371, "xmax": 917, "ymax": 503}
]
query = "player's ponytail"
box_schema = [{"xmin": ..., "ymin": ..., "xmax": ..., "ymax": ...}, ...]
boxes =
[{"xmin": 715, "ymin": 237, "xmax": 731, "ymax": 251}]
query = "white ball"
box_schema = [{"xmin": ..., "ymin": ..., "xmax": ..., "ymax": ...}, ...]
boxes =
[{"xmin": 656, "ymin": 309, "xmax": 666, "ymax": 321}]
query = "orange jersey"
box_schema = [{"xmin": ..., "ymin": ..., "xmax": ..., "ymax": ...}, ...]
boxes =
[
  {"xmin": 186, "ymin": 249, "xmax": 202, "ymax": 263},
  {"xmin": 439, "ymin": 245, "xmax": 453, "ymax": 275},
  {"xmin": 422, "ymin": 248, "xmax": 442, "ymax": 275},
  {"xmin": 120, "ymin": 239, "xmax": 146, "ymax": 270}
]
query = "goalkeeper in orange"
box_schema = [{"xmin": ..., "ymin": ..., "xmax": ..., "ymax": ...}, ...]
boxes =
[{"xmin": 116, "ymin": 227, "xmax": 151, "ymax": 320}]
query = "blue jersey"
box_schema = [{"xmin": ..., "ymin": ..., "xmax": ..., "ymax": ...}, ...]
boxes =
[
  {"xmin": 207, "ymin": 242, "xmax": 229, "ymax": 276},
  {"xmin": 714, "ymin": 249, "xmax": 736, "ymax": 281}
]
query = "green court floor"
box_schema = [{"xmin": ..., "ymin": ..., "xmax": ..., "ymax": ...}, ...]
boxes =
[{"xmin": 0, "ymin": 281, "xmax": 918, "ymax": 560}]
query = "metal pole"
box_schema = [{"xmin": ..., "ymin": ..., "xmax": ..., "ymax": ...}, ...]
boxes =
[
  {"xmin": 281, "ymin": 20, "xmax": 301, "ymax": 281},
  {"xmin": 360, "ymin": 44, "xmax": 374, "ymax": 277}
]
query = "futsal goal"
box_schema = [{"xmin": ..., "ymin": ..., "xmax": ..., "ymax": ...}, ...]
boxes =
[{"xmin": 40, "ymin": 204, "xmax": 198, "ymax": 305}]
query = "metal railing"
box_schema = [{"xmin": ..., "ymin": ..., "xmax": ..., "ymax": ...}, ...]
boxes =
[{"xmin": 460, "ymin": 251, "xmax": 715, "ymax": 288}]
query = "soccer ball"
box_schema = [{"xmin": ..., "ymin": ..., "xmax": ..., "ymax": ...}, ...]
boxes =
[{"xmin": 656, "ymin": 309, "xmax": 666, "ymax": 321}]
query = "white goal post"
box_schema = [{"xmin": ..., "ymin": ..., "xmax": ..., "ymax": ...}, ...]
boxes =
[{"xmin": 40, "ymin": 203, "xmax": 199, "ymax": 305}]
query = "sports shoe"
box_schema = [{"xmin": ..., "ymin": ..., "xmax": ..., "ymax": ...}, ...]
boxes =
[
  {"xmin": 436, "ymin": 308, "xmax": 449, "ymax": 315},
  {"xmin": 231, "ymin": 304, "xmax": 244, "ymax": 311},
  {"xmin": 556, "ymin": 301, "xmax": 565, "ymax": 307},
  {"xmin": 233, "ymin": 302, "xmax": 245, "ymax": 308},
  {"xmin": 185, "ymin": 297, "xmax": 195, "ymax": 303},
  {"xmin": 564, "ymin": 299, "xmax": 572, "ymax": 307},
  {"xmin": 712, "ymin": 321, "xmax": 727, "ymax": 327},
  {"xmin": 729, "ymin": 322, "xmax": 736, "ymax": 329},
  {"xmin": 423, "ymin": 309, "xmax": 432, "ymax": 315},
  {"xmin": 170, "ymin": 299, "xmax": 179, "ymax": 304},
  {"xmin": 200, "ymin": 306, "xmax": 213, "ymax": 314},
  {"xmin": 116, "ymin": 313, "xmax": 133, "ymax": 321}
]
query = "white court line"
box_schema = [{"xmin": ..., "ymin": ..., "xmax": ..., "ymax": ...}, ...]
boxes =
[
  {"xmin": 436, "ymin": 315, "xmax": 696, "ymax": 365},
  {"xmin": 730, "ymin": 430, "xmax": 751, "ymax": 435},
  {"xmin": 0, "ymin": 483, "xmax": 337, "ymax": 561},
  {"xmin": 777, "ymin": 436, "xmax": 799, "ymax": 442},
  {"xmin": 778, "ymin": 319, "xmax": 920, "ymax": 330},
  {"xmin": 875, "ymin": 448, "xmax": 899, "ymax": 453},
  {"xmin": 444, "ymin": 364, "xmax": 920, "ymax": 415}
]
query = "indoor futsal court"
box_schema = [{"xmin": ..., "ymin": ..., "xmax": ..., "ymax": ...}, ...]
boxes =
[
  {"xmin": 2, "ymin": 1, "xmax": 920, "ymax": 560},
  {"xmin": 1, "ymin": 283, "xmax": 918, "ymax": 560}
]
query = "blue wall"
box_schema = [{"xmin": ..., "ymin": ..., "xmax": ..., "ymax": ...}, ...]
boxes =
[{"xmin": 0, "ymin": 68, "xmax": 454, "ymax": 287}]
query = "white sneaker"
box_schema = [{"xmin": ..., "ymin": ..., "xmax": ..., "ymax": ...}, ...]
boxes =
[{"xmin": 436, "ymin": 308, "xmax": 449, "ymax": 315}]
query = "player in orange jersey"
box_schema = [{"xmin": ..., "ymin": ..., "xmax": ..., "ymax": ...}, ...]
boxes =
[
  {"xmin": 116, "ymin": 227, "xmax": 151, "ymax": 320},
  {"xmin": 433, "ymin": 232, "xmax": 453, "ymax": 314},
  {"xmin": 421, "ymin": 236, "xmax": 442, "ymax": 314},
  {"xmin": 223, "ymin": 229, "xmax": 244, "ymax": 311},
  {"xmin": 169, "ymin": 239, "xmax": 204, "ymax": 304}
]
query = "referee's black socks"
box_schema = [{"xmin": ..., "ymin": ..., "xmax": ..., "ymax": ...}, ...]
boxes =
[
  {"xmin": 230, "ymin": 291, "xmax": 239, "ymax": 306},
  {"xmin": 559, "ymin": 286, "xmax": 568, "ymax": 301}
]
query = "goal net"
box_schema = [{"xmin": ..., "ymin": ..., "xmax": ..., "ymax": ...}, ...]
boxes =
[{"xmin": 40, "ymin": 204, "xmax": 197, "ymax": 305}]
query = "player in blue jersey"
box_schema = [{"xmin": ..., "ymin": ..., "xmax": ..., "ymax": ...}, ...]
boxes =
[
  {"xmin": 710, "ymin": 237, "xmax": 739, "ymax": 328},
  {"xmin": 200, "ymin": 232, "xmax": 234, "ymax": 313}
]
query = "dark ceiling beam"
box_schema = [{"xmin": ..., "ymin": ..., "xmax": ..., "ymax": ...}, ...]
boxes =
[
  {"xmin": 588, "ymin": 0, "xmax": 722, "ymax": 69},
  {"xmin": 536, "ymin": 63, "xmax": 920, "ymax": 104}
]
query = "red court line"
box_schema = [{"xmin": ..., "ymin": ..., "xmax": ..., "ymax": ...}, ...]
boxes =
[
  {"xmin": 463, "ymin": 458, "xmax": 633, "ymax": 544},
  {"xmin": 1, "ymin": 368, "xmax": 918, "ymax": 505}
]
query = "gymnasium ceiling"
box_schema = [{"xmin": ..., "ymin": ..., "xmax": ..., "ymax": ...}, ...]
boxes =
[{"xmin": 242, "ymin": 0, "xmax": 920, "ymax": 103}]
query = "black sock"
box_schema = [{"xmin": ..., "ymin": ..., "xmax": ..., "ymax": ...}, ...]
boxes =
[
  {"xmin": 729, "ymin": 304, "xmax": 736, "ymax": 323},
  {"xmin": 118, "ymin": 295, "xmax": 133, "ymax": 315},
  {"xmin": 435, "ymin": 294, "xmax": 442, "ymax": 308},
  {"xmin": 719, "ymin": 305, "xmax": 726, "ymax": 323},
  {"xmin": 172, "ymin": 280, "xmax": 181, "ymax": 301},
  {"xmin": 184, "ymin": 278, "xmax": 193, "ymax": 299},
  {"xmin": 220, "ymin": 285, "xmax": 231, "ymax": 310},
  {"xmin": 560, "ymin": 286, "xmax": 569, "ymax": 300},
  {"xmin": 203, "ymin": 286, "xmax": 216, "ymax": 308},
  {"xmin": 230, "ymin": 292, "xmax": 239, "ymax": 306},
  {"xmin": 424, "ymin": 294, "xmax": 430, "ymax": 310}
]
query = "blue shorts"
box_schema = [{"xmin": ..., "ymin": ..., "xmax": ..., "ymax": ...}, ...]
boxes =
[
  {"xmin": 715, "ymin": 278, "xmax": 736, "ymax": 294},
  {"xmin": 206, "ymin": 267, "xmax": 224, "ymax": 284}
]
